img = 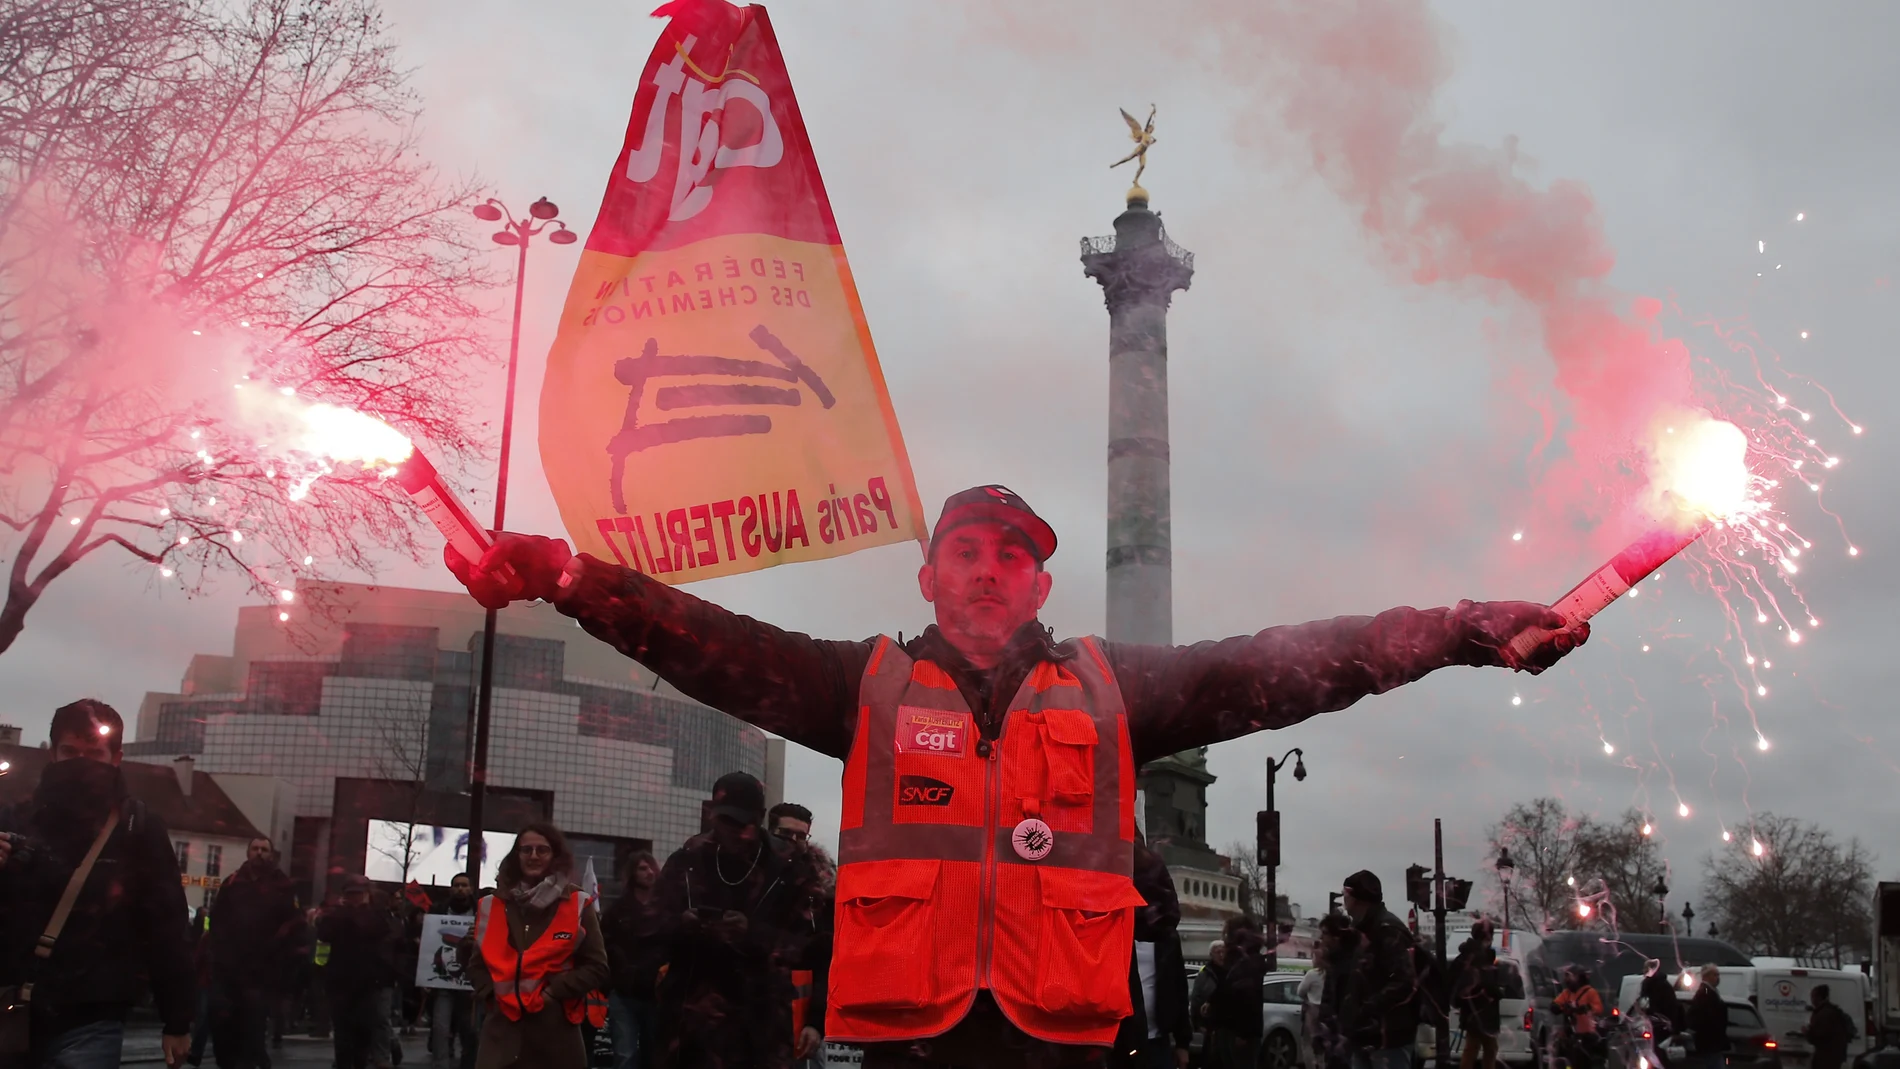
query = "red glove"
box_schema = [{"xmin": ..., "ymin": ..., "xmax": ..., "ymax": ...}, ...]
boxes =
[
  {"xmin": 1457, "ymin": 600, "xmax": 1591, "ymax": 674},
  {"xmin": 443, "ymin": 532, "xmax": 576, "ymax": 610}
]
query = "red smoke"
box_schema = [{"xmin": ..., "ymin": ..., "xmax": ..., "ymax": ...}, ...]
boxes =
[{"xmin": 1234, "ymin": 0, "xmax": 1695, "ymax": 543}]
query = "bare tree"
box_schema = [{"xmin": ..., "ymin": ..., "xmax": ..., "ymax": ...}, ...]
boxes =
[
  {"xmin": 1489, "ymin": 797, "xmax": 1592, "ymax": 932},
  {"xmin": 0, "ymin": 0, "xmax": 495, "ymax": 655},
  {"xmin": 1703, "ymin": 813, "xmax": 1875, "ymax": 966},
  {"xmin": 1223, "ymin": 838, "xmax": 1267, "ymax": 919},
  {"xmin": 1573, "ymin": 809, "xmax": 1669, "ymax": 935},
  {"xmin": 367, "ymin": 686, "xmax": 433, "ymax": 884}
]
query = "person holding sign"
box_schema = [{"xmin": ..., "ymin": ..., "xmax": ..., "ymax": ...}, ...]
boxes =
[{"xmin": 445, "ymin": 484, "xmax": 1585, "ymax": 1069}]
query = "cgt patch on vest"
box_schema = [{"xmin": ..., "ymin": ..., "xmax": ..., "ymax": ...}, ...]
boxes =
[
  {"xmin": 894, "ymin": 707, "xmax": 971, "ymax": 757},
  {"xmin": 897, "ymin": 775, "xmax": 956, "ymax": 806}
]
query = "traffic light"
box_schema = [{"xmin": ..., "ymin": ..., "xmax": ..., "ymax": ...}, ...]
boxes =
[
  {"xmin": 1328, "ymin": 891, "xmax": 1343, "ymax": 915},
  {"xmin": 1256, "ymin": 809, "xmax": 1281, "ymax": 867},
  {"xmin": 1445, "ymin": 878, "xmax": 1474, "ymax": 912},
  {"xmin": 1406, "ymin": 863, "xmax": 1431, "ymax": 909}
]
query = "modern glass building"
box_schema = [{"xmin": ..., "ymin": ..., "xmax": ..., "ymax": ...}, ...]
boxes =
[{"xmin": 125, "ymin": 581, "xmax": 777, "ymax": 900}]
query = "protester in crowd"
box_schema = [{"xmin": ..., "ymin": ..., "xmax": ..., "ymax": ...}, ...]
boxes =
[
  {"xmin": 1311, "ymin": 913, "xmax": 1359, "ymax": 1069},
  {"xmin": 651, "ymin": 772, "xmax": 819, "ymax": 1069},
  {"xmin": 448, "ymin": 485, "xmax": 1584, "ymax": 1069},
  {"xmin": 1114, "ymin": 840, "xmax": 1190, "ymax": 1069},
  {"xmin": 466, "ymin": 823, "xmax": 609, "ymax": 1069},
  {"xmin": 1205, "ymin": 917, "xmax": 1267, "ymax": 1069},
  {"xmin": 1796, "ymin": 984, "xmax": 1857, "ymax": 1069},
  {"xmin": 766, "ymin": 803, "xmax": 812, "ymax": 847},
  {"xmin": 1555, "ymin": 966, "xmax": 1605, "ymax": 1069},
  {"xmin": 1637, "ymin": 958, "xmax": 1685, "ymax": 1057},
  {"xmin": 1339, "ymin": 870, "xmax": 1419, "ymax": 1069},
  {"xmin": 204, "ymin": 836, "xmax": 302, "ymax": 1069},
  {"xmin": 1685, "ymin": 967, "xmax": 1729, "ymax": 1069},
  {"xmin": 319, "ymin": 874, "xmax": 402, "ymax": 1069},
  {"xmin": 0, "ymin": 699, "xmax": 194, "ymax": 1069},
  {"xmin": 604, "ymin": 850, "xmax": 663, "ymax": 1069},
  {"xmin": 1191, "ymin": 943, "xmax": 1226, "ymax": 1035},
  {"xmin": 767, "ymin": 801, "xmax": 829, "ymax": 1069},
  {"xmin": 1451, "ymin": 922, "xmax": 1502, "ymax": 1069},
  {"xmin": 428, "ymin": 873, "xmax": 480, "ymax": 1069}
]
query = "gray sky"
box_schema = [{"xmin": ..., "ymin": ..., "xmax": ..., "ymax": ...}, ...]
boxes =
[{"xmin": 3, "ymin": 0, "xmax": 1896, "ymax": 924}]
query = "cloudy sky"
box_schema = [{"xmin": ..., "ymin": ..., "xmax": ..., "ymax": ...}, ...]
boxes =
[{"xmin": 4, "ymin": 0, "xmax": 1896, "ymax": 922}]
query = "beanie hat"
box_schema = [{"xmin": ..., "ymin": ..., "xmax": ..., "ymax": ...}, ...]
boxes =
[{"xmin": 1344, "ymin": 869, "xmax": 1384, "ymax": 902}]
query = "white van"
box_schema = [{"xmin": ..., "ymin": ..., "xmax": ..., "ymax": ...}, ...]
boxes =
[{"xmin": 1615, "ymin": 964, "xmax": 1872, "ymax": 1066}]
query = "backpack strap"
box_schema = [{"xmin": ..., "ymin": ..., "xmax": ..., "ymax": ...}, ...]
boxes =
[{"xmin": 19, "ymin": 805, "xmax": 119, "ymax": 1002}]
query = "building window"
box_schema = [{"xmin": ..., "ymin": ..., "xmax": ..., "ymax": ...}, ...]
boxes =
[
  {"xmin": 205, "ymin": 844, "xmax": 223, "ymax": 878},
  {"xmin": 175, "ymin": 841, "xmax": 191, "ymax": 872}
]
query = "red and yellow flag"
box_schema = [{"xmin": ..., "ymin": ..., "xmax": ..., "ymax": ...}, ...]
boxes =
[{"xmin": 539, "ymin": 0, "xmax": 925, "ymax": 582}]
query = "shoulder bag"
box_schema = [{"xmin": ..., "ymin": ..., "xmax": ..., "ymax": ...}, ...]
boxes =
[{"xmin": 0, "ymin": 806, "xmax": 120, "ymax": 1057}]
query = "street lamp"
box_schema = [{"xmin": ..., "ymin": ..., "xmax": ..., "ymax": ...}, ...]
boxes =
[
  {"xmin": 1496, "ymin": 847, "xmax": 1516, "ymax": 946},
  {"xmin": 1258, "ymin": 748, "xmax": 1305, "ymax": 952},
  {"xmin": 464, "ymin": 196, "xmax": 580, "ymax": 883},
  {"xmin": 1681, "ymin": 901, "xmax": 1695, "ymax": 938},
  {"xmin": 1706, "ymin": 922, "xmax": 1718, "ymax": 939},
  {"xmin": 1652, "ymin": 874, "xmax": 1670, "ymax": 934}
]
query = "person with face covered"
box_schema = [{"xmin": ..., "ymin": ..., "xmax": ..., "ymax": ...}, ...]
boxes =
[
  {"xmin": 429, "ymin": 874, "xmax": 481, "ymax": 1069},
  {"xmin": 446, "ymin": 485, "xmax": 1588, "ymax": 1069},
  {"xmin": 466, "ymin": 823, "xmax": 609, "ymax": 1069},
  {"xmin": 0, "ymin": 700, "xmax": 194, "ymax": 1069},
  {"xmin": 649, "ymin": 773, "xmax": 822, "ymax": 1069}
]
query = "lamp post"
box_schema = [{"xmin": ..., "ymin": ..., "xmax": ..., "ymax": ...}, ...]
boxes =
[
  {"xmin": 1652, "ymin": 874, "xmax": 1670, "ymax": 934},
  {"xmin": 1706, "ymin": 922, "xmax": 1718, "ymax": 939},
  {"xmin": 464, "ymin": 196, "xmax": 578, "ymax": 883},
  {"xmin": 1497, "ymin": 847, "xmax": 1517, "ymax": 948},
  {"xmin": 1681, "ymin": 901, "xmax": 1695, "ymax": 938},
  {"xmin": 1258, "ymin": 748, "xmax": 1305, "ymax": 952}
]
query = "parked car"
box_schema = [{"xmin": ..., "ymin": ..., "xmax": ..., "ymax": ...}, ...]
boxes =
[
  {"xmin": 1602, "ymin": 998, "xmax": 1778, "ymax": 1069},
  {"xmin": 1187, "ymin": 969, "xmax": 1311, "ymax": 1069}
]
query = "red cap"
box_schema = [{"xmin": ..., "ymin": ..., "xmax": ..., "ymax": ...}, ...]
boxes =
[{"xmin": 929, "ymin": 485, "xmax": 1057, "ymax": 562}]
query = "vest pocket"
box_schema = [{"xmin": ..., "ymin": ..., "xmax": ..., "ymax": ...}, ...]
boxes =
[
  {"xmin": 1033, "ymin": 869, "xmax": 1143, "ymax": 1017},
  {"xmin": 1039, "ymin": 708, "xmax": 1098, "ymax": 832},
  {"xmin": 830, "ymin": 858, "xmax": 943, "ymax": 1010}
]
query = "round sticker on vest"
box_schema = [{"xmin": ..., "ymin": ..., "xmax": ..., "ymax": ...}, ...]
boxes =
[{"xmin": 1011, "ymin": 817, "xmax": 1054, "ymax": 861}]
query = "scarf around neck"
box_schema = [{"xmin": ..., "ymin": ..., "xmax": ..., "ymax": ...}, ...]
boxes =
[{"xmin": 507, "ymin": 873, "xmax": 568, "ymax": 911}]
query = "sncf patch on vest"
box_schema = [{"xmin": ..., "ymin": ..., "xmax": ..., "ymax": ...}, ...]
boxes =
[
  {"xmin": 894, "ymin": 708, "xmax": 971, "ymax": 757},
  {"xmin": 897, "ymin": 775, "xmax": 956, "ymax": 806}
]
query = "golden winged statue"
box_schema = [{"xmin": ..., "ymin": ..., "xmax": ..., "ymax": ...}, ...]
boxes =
[{"xmin": 1110, "ymin": 105, "xmax": 1157, "ymax": 190}]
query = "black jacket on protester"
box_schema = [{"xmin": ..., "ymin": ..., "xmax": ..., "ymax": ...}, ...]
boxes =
[
  {"xmin": 315, "ymin": 901, "xmax": 402, "ymax": 993},
  {"xmin": 1341, "ymin": 904, "xmax": 1419, "ymax": 1050},
  {"xmin": 208, "ymin": 858, "xmax": 304, "ymax": 991},
  {"xmin": 601, "ymin": 890, "xmax": 665, "ymax": 1002},
  {"xmin": 1451, "ymin": 941, "xmax": 1502, "ymax": 1037},
  {"xmin": 1805, "ymin": 1000, "xmax": 1856, "ymax": 1069},
  {"xmin": 1114, "ymin": 844, "xmax": 1192, "ymax": 1065},
  {"xmin": 1210, "ymin": 930, "xmax": 1269, "ymax": 1040},
  {"xmin": 1687, "ymin": 985, "xmax": 1731, "ymax": 1054},
  {"xmin": 0, "ymin": 758, "xmax": 194, "ymax": 1036},
  {"xmin": 1640, "ymin": 972, "xmax": 1686, "ymax": 1036}
]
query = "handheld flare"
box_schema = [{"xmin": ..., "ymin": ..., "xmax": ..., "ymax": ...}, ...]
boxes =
[
  {"xmin": 1505, "ymin": 524, "xmax": 1708, "ymax": 663},
  {"xmin": 393, "ymin": 450, "xmax": 495, "ymax": 570}
]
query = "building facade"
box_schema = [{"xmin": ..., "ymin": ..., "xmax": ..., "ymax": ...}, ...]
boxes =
[{"xmin": 124, "ymin": 581, "xmax": 778, "ymax": 900}]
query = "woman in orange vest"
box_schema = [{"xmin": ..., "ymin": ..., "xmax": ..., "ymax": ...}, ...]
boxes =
[{"xmin": 466, "ymin": 822, "xmax": 610, "ymax": 1069}]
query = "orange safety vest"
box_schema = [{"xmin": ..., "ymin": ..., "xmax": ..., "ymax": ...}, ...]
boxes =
[
  {"xmin": 474, "ymin": 891, "xmax": 601, "ymax": 1025},
  {"xmin": 828, "ymin": 636, "xmax": 1145, "ymax": 1046},
  {"xmin": 791, "ymin": 968, "xmax": 814, "ymax": 1040}
]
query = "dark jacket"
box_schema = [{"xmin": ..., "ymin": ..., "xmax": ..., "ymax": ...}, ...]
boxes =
[
  {"xmin": 653, "ymin": 832, "xmax": 819, "ymax": 1069},
  {"xmin": 315, "ymin": 900, "xmax": 401, "ymax": 992},
  {"xmin": 1640, "ymin": 971, "xmax": 1686, "ymax": 1035},
  {"xmin": 1688, "ymin": 985, "xmax": 1731, "ymax": 1054},
  {"xmin": 601, "ymin": 889, "xmax": 665, "ymax": 1002},
  {"xmin": 208, "ymin": 858, "xmax": 303, "ymax": 990},
  {"xmin": 1115, "ymin": 845, "xmax": 1191, "ymax": 1063},
  {"xmin": 1451, "ymin": 942, "xmax": 1502, "ymax": 1037},
  {"xmin": 1210, "ymin": 933, "xmax": 1269, "ymax": 1040},
  {"xmin": 1341, "ymin": 904, "xmax": 1419, "ymax": 1050},
  {"xmin": 1805, "ymin": 1000, "xmax": 1855, "ymax": 1069},
  {"xmin": 0, "ymin": 759, "xmax": 194, "ymax": 1036},
  {"xmin": 466, "ymin": 882, "xmax": 610, "ymax": 1069}
]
